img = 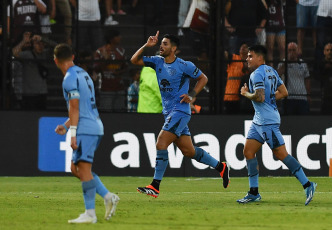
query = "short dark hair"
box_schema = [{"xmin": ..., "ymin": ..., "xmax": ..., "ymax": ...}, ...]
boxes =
[
  {"xmin": 163, "ymin": 34, "xmax": 180, "ymax": 48},
  {"xmin": 54, "ymin": 43, "xmax": 73, "ymax": 61},
  {"xmin": 105, "ymin": 29, "xmax": 120, "ymax": 43},
  {"xmin": 248, "ymin": 45, "xmax": 267, "ymax": 60}
]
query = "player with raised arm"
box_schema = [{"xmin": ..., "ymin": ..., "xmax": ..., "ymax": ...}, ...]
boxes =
[
  {"xmin": 53, "ymin": 43, "xmax": 119, "ymax": 223},
  {"xmin": 238, "ymin": 44, "xmax": 317, "ymax": 205},
  {"xmin": 130, "ymin": 31, "xmax": 230, "ymax": 198}
]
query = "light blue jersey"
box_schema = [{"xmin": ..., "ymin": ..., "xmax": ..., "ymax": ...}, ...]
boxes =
[
  {"xmin": 143, "ymin": 56, "xmax": 202, "ymax": 115},
  {"xmin": 63, "ymin": 65, "xmax": 103, "ymax": 135},
  {"xmin": 249, "ymin": 64, "xmax": 284, "ymax": 125}
]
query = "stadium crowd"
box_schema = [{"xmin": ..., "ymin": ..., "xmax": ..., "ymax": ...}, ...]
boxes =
[{"xmin": 0, "ymin": 0, "xmax": 332, "ymax": 115}]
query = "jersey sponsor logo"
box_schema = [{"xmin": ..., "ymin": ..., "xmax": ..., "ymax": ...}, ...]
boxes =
[
  {"xmin": 160, "ymin": 79, "xmax": 173, "ymax": 92},
  {"xmin": 160, "ymin": 79, "xmax": 170, "ymax": 87},
  {"xmin": 38, "ymin": 117, "xmax": 73, "ymax": 172}
]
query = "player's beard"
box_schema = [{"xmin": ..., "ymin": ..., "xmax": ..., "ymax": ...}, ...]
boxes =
[{"xmin": 160, "ymin": 49, "xmax": 171, "ymax": 58}]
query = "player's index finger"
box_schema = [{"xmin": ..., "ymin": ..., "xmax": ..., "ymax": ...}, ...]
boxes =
[{"xmin": 155, "ymin": 30, "xmax": 159, "ymax": 38}]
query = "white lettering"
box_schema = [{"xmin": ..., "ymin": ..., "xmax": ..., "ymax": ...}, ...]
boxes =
[
  {"xmin": 143, "ymin": 133, "xmax": 157, "ymax": 167},
  {"xmin": 297, "ymin": 135, "xmax": 320, "ymax": 170},
  {"xmin": 262, "ymin": 135, "xmax": 291, "ymax": 170},
  {"xmin": 59, "ymin": 130, "xmax": 72, "ymax": 172},
  {"xmin": 111, "ymin": 132, "xmax": 139, "ymax": 168},
  {"xmin": 192, "ymin": 134, "xmax": 220, "ymax": 169},
  {"xmin": 322, "ymin": 128, "xmax": 332, "ymax": 166},
  {"xmin": 167, "ymin": 143, "xmax": 184, "ymax": 168}
]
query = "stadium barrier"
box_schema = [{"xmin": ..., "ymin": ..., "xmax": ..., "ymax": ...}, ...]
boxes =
[{"xmin": 1, "ymin": 111, "xmax": 331, "ymax": 177}]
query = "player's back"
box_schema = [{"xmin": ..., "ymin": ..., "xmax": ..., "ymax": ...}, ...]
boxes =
[
  {"xmin": 63, "ymin": 66, "xmax": 103, "ymax": 135},
  {"xmin": 249, "ymin": 64, "xmax": 283, "ymax": 125}
]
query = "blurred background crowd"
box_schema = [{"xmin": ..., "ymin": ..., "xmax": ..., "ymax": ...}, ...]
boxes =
[{"xmin": 0, "ymin": 0, "xmax": 331, "ymax": 115}]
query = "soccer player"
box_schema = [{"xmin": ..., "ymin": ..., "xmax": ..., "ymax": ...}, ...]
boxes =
[
  {"xmin": 238, "ymin": 44, "xmax": 317, "ymax": 205},
  {"xmin": 130, "ymin": 31, "xmax": 230, "ymax": 198},
  {"xmin": 53, "ymin": 43, "xmax": 119, "ymax": 223}
]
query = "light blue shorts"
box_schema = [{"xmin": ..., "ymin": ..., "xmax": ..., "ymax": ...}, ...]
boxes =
[
  {"xmin": 72, "ymin": 135, "xmax": 102, "ymax": 164},
  {"xmin": 247, "ymin": 123, "xmax": 285, "ymax": 149},
  {"xmin": 162, "ymin": 111, "xmax": 191, "ymax": 137},
  {"xmin": 296, "ymin": 4, "xmax": 318, "ymax": 28}
]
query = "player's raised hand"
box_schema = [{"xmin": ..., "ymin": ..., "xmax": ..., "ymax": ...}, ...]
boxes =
[
  {"xmin": 240, "ymin": 83, "xmax": 249, "ymax": 96},
  {"xmin": 146, "ymin": 30, "xmax": 159, "ymax": 47}
]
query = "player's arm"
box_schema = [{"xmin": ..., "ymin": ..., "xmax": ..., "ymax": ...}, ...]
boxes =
[
  {"xmin": 275, "ymin": 84, "xmax": 288, "ymax": 100},
  {"xmin": 241, "ymin": 83, "xmax": 265, "ymax": 102},
  {"xmin": 180, "ymin": 73, "xmax": 208, "ymax": 103},
  {"xmin": 69, "ymin": 99, "xmax": 79, "ymax": 150},
  {"xmin": 131, "ymin": 31, "xmax": 159, "ymax": 66}
]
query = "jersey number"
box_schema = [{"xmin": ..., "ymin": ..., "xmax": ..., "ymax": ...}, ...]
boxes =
[{"xmin": 84, "ymin": 76, "xmax": 96, "ymax": 105}]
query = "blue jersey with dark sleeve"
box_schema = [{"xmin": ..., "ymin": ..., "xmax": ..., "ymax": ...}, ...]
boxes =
[
  {"xmin": 63, "ymin": 65, "xmax": 103, "ymax": 135},
  {"xmin": 142, "ymin": 56, "xmax": 202, "ymax": 115},
  {"xmin": 249, "ymin": 64, "xmax": 284, "ymax": 125}
]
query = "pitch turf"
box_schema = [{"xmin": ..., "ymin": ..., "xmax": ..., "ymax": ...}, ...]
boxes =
[{"xmin": 0, "ymin": 176, "xmax": 331, "ymax": 230}]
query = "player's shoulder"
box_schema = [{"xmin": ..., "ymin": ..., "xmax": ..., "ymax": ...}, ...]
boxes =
[
  {"xmin": 176, "ymin": 57, "xmax": 194, "ymax": 66},
  {"xmin": 64, "ymin": 66, "xmax": 82, "ymax": 82}
]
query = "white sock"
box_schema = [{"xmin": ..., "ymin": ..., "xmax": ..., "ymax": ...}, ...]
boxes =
[
  {"xmin": 104, "ymin": 192, "xmax": 112, "ymax": 201},
  {"xmin": 86, "ymin": 209, "xmax": 96, "ymax": 217}
]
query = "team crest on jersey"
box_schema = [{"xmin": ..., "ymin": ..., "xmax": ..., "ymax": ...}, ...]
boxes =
[{"xmin": 167, "ymin": 67, "xmax": 176, "ymax": 76}]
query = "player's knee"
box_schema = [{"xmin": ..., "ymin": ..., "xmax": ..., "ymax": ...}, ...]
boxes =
[
  {"xmin": 243, "ymin": 150, "xmax": 255, "ymax": 160},
  {"xmin": 182, "ymin": 149, "xmax": 194, "ymax": 158},
  {"xmin": 156, "ymin": 142, "xmax": 168, "ymax": 150}
]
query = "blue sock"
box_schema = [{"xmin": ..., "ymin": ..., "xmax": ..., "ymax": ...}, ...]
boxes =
[
  {"xmin": 282, "ymin": 155, "xmax": 309, "ymax": 185},
  {"xmin": 193, "ymin": 147, "xmax": 218, "ymax": 168},
  {"xmin": 92, "ymin": 172, "xmax": 109, "ymax": 198},
  {"xmin": 82, "ymin": 179, "xmax": 96, "ymax": 210},
  {"xmin": 247, "ymin": 158, "xmax": 259, "ymax": 188},
  {"xmin": 154, "ymin": 150, "xmax": 169, "ymax": 180}
]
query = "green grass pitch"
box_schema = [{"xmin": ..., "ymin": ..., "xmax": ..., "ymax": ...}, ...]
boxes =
[{"xmin": 0, "ymin": 176, "xmax": 331, "ymax": 230}]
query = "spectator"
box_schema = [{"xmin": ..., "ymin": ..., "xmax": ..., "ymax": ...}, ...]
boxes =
[
  {"xmin": 105, "ymin": 0, "xmax": 126, "ymax": 15},
  {"xmin": 127, "ymin": 68, "xmax": 140, "ymax": 112},
  {"xmin": 317, "ymin": 42, "xmax": 332, "ymax": 115},
  {"xmin": 94, "ymin": 29, "xmax": 127, "ymax": 112},
  {"xmin": 266, "ymin": 0, "xmax": 286, "ymax": 67},
  {"xmin": 39, "ymin": 0, "xmax": 55, "ymax": 39},
  {"xmin": 137, "ymin": 66, "xmax": 162, "ymax": 113},
  {"xmin": 177, "ymin": 0, "xmax": 192, "ymax": 36},
  {"xmin": 295, "ymin": 0, "xmax": 320, "ymax": 57},
  {"xmin": 104, "ymin": 0, "xmax": 119, "ymax": 25},
  {"xmin": 54, "ymin": 0, "xmax": 72, "ymax": 44},
  {"xmin": 277, "ymin": 42, "xmax": 311, "ymax": 115},
  {"xmin": 8, "ymin": 0, "xmax": 47, "ymax": 46},
  {"xmin": 129, "ymin": 0, "xmax": 139, "ymax": 15},
  {"xmin": 223, "ymin": 43, "xmax": 250, "ymax": 114},
  {"xmin": 12, "ymin": 32, "xmax": 50, "ymax": 110},
  {"xmin": 77, "ymin": 50, "xmax": 99, "ymax": 88},
  {"xmin": 315, "ymin": 0, "xmax": 332, "ymax": 63},
  {"xmin": 224, "ymin": 0, "xmax": 268, "ymax": 55},
  {"xmin": 71, "ymin": 0, "xmax": 104, "ymax": 52}
]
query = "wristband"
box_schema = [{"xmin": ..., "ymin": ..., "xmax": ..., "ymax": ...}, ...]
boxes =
[
  {"xmin": 63, "ymin": 124, "xmax": 68, "ymax": 132},
  {"xmin": 70, "ymin": 126, "xmax": 77, "ymax": 137},
  {"xmin": 188, "ymin": 90, "xmax": 197, "ymax": 98}
]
